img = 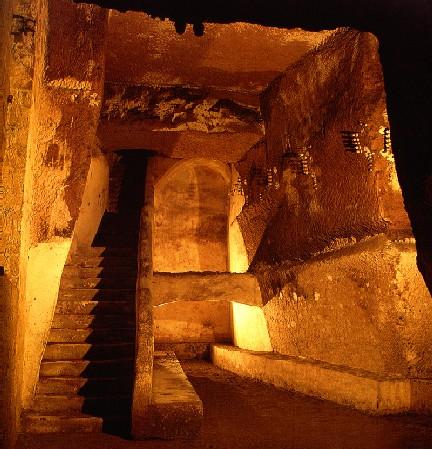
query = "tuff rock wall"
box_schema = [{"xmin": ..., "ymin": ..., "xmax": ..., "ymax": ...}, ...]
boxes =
[{"xmin": 231, "ymin": 30, "xmax": 431, "ymax": 376}]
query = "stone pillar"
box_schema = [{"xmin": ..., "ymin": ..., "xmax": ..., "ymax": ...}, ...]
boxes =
[{"xmin": 132, "ymin": 165, "xmax": 155, "ymax": 439}]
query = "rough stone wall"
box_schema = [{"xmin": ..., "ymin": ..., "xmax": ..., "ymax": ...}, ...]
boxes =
[
  {"xmin": 0, "ymin": 0, "xmax": 12, "ymax": 265},
  {"xmin": 236, "ymin": 30, "xmax": 410, "ymax": 266},
  {"xmin": 102, "ymin": 85, "xmax": 262, "ymax": 134},
  {"xmin": 0, "ymin": 11, "xmax": 13, "ymax": 446},
  {"xmin": 26, "ymin": 0, "xmax": 108, "ymax": 244},
  {"xmin": 70, "ymin": 154, "xmax": 109, "ymax": 252},
  {"xmin": 0, "ymin": 0, "xmax": 37, "ymax": 443},
  {"xmin": 0, "ymin": 274, "xmax": 8, "ymax": 447},
  {"xmin": 260, "ymin": 236, "xmax": 432, "ymax": 377},
  {"xmin": 229, "ymin": 29, "xmax": 419, "ymax": 376},
  {"xmin": 1, "ymin": 0, "xmax": 35, "ymax": 299}
]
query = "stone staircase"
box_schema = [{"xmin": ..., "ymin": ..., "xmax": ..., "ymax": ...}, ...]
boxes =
[
  {"xmin": 23, "ymin": 153, "xmax": 148, "ymax": 434},
  {"xmin": 23, "ymin": 216, "xmax": 140, "ymax": 434}
]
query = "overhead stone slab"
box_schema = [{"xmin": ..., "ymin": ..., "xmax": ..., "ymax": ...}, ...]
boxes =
[{"xmin": 153, "ymin": 272, "xmax": 263, "ymax": 307}]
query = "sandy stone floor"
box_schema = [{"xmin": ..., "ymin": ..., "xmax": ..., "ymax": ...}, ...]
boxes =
[{"xmin": 17, "ymin": 361, "xmax": 432, "ymax": 449}]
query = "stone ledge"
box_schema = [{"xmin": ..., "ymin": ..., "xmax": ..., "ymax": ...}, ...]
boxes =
[
  {"xmin": 153, "ymin": 272, "xmax": 262, "ymax": 307},
  {"xmin": 211, "ymin": 344, "xmax": 432, "ymax": 415},
  {"xmin": 143, "ymin": 351, "xmax": 203, "ymax": 439}
]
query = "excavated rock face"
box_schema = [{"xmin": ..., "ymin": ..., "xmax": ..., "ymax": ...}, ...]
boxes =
[
  {"xmin": 235, "ymin": 30, "xmax": 409, "ymax": 265},
  {"xmin": 258, "ymin": 236, "xmax": 432, "ymax": 378},
  {"xmin": 28, "ymin": 0, "xmax": 108, "ymax": 244}
]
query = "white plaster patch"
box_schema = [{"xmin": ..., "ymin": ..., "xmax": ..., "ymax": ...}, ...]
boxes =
[{"xmin": 46, "ymin": 77, "xmax": 93, "ymax": 90}]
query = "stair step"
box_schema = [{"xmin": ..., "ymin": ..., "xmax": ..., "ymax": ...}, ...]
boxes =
[
  {"xmin": 37, "ymin": 376, "xmax": 133, "ymax": 396},
  {"xmin": 31, "ymin": 394, "xmax": 131, "ymax": 415},
  {"xmin": 58, "ymin": 289, "xmax": 135, "ymax": 301},
  {"xmin": 52, "ymin": 314, "xmax": 135, "ymax": 329},
  {"xmin": 22, "ymin": 414, "xmax": 104, "ymax": 433},
  {"xmin": 61, "ymin": 277, "xmax": 137, "ymax": 289},
  {"xmin": 22, "ymin": 413, "xmax": 130, "ymax": 434},
  {"xmin": 66, "ymin": 256, "xmax": 136, "ymax": 268},
  {"xmin": 55, "ymin": 300, "xmax": 134, "ymax": 315},
  {"xmin": 40, "ymin": 359, "xmax": 134, "ymax": 377},
  {"xmin": 56, "ymin": 300, "xmax": 135, "ymax": 316},
  {"xmin": 48, "ymin": 328, "xmax": 135, "ymax": 344},
  {"xmin": 63, "ymin": 266, "xmax": 137, "ymax": 278},
  {"xmin": 44, "ymin": 343, "xmax": 135, "ymax": 360}
]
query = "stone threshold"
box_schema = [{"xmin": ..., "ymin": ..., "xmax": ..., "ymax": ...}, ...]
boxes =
[{"xmin": 212, "ymin": 344, "xmax": 432, "ymax": 415}]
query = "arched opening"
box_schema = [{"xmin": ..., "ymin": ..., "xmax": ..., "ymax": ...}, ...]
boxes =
[{"xmin": 154, "ymin": 159, "xmax": 230, "ymax": 272}]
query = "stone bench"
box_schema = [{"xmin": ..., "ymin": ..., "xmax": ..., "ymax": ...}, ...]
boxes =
[
  {"xmin": 211, "ymin": 344, "xmax": 431, "ymax": 415},
  {"xmin": 144, "ymin": 351, "xmax": 203, "ymax": 439}
]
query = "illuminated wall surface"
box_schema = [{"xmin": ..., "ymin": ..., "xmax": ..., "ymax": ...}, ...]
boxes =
[{"xmin": 1, "ymin": 0, "xmax": 432, "ymax": 445}]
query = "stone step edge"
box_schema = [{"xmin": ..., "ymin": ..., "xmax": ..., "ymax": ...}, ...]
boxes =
[
  {"xmin": 45, "ymin": 342, "xmax": 135, "ymax": 348},
  {"xmin": 64, "ymin": 262, "xmax": 137, "ymax": 269},
  {"xmin": 21, "ymin": 415, "xmax": 126, "ymax": 434},
  {"xmin": 61, "ymin": 277, "xmax": 137, "ymax": 281},
  {"xmin": 50, "ymin": 319, "xmax": 136, "ymax": 329},
  {"xmin": 63, "ymin": 269, "xmax": 135, "ymax": 273},
  {"xmin": 41, "ymin": 357, "xmax": 134, "ymax": 364},
  {"xmin": 38, "ymin": 375, "xmax": 133, "ymax": 382},
  {"xmin": 55, "ymin": 300, "xmax": 134, "ymax": 305},
  {"xmin": 23, "ymin": 412, "xmax": 127, "ymax": 420},
  {"xmin": 33, "ymin": 393, "xmax": 131, "ymax": 402}
]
